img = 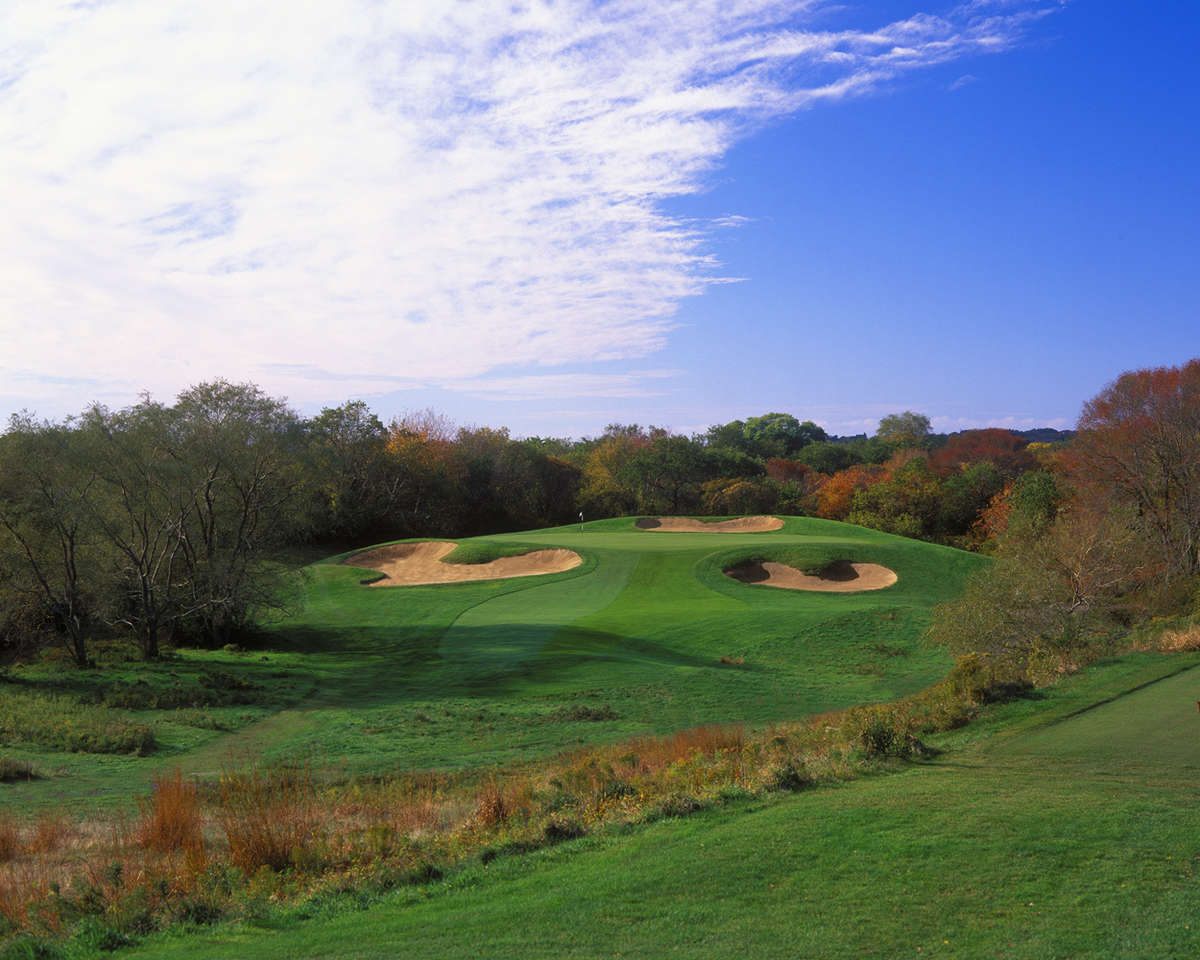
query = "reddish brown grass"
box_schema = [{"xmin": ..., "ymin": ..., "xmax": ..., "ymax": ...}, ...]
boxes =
[
  {"xmin": 473, "ymin": 777, "xmax": 508, "ymax": 828},
  {"xmin": 28, "ymin": 811, "xmax": 70, "ymax": 855},
  {"xmin": 218, "ymin": 766, "xmax": 321, "ymax": 873},
  {"xmin": 138, "ymin": 768, "xmax": 204, "ymax": 854},
  {"xmin": 0, "ymin": 813, "xmax": 20, "ymax": 862}
]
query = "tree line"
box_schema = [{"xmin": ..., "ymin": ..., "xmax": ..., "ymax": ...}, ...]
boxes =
[{"xmin": 5, "ymin": 360, "xmax": 1195, "ymax": 670}]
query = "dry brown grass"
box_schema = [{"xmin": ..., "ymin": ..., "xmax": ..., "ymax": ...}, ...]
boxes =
[
  {"xmin": 1158, "ymin": 626, "xmax": 1200, "ymax": 652},
  {"xmin": 620, "ymin": 724, "xmax": 745, "ymax": 774},
  {"xmin": 138, "ymin": 768, "xmax": 204, "ymax": 854},
  {"xmin": 28, "ymin": 811, "xmax": 70, "ymax": 855},
  {"xmin": 218, "ymin": 766, "xmax": 323, "ymax": 873}
]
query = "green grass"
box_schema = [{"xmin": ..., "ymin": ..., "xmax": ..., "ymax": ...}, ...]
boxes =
[
  {"xmin": 122, "ymin": 651, "xmax": 1200, "ymax": 960},
  {"xmin": 2, "ymin": 515, "xmax": 981, "ymax": 809}
]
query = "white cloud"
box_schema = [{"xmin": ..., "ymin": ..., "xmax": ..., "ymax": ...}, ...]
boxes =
[{"xmin": 0, "ymin": 0, "xmax": 1058, "ymax": 414}]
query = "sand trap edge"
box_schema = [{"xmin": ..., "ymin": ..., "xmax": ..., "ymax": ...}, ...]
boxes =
[
  {"xmin": 725, "ymin": 559, "xmax": 897, "ymax": 593},
  {"xmin": 343, "ymin": 540, "xmax": 583, "ymax": 586},
  {"xmin": 636, "ymin": 515, "xmax": 784, "ymax": 533}
]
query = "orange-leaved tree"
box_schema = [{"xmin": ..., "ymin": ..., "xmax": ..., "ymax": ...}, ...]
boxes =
[{"xmin": 1071, "ymin": 358, "xmax": 1200, "ymax": 579}]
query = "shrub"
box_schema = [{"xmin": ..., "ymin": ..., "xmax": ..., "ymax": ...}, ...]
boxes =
[
  {"xmin": 769, "ymin": 761, "xmax": 814, "ymax": 792},
  {"xmin": 542, "ymin": 817, "xmax": 586, "ymax": 844},
  {"xmin": 646, "ymin": 794, "xmax": 705, "ymax": 821},
  {"xmin": 0, "ymin": 758, "xmax": 35, "ymax": 783},
  {"xmin": 946, "ymin": 654, "xmax": 1033, "ymax": 705}
]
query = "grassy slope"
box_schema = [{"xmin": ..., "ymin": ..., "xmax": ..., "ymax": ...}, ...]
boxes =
[
  {"xmin": 2, "ymin": 517, "xmax": 982, "ymax": 810},
  {"xmin": 127, "ymin": 652, "xmax": 1200, "ymax": 960}
]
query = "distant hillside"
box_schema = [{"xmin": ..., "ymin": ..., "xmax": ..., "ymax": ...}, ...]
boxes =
[
  {"xmin": 1013, "ymin": 427, "xmax": 1074, "ymax": 443},
  {"xmin": 830, "ymin": 427, "xmax": 1074, "ymax": 447}
]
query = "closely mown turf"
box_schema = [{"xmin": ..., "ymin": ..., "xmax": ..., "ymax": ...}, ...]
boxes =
[
  {"xmin": 1, "ymin": 516, "xmax": 984, "ymax": 810},
  {"xmin": 121, "ymin": 652, "xmax": 1200, "ymax": 960}
]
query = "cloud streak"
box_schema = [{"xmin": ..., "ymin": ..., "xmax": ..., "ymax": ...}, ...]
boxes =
[{"xmin": 0, "ymin": 0, "xmax": 1059, "ymax": 413}]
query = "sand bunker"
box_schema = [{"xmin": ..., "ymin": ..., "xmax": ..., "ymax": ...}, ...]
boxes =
[
  {"xmin": 725, "ymin": 559, "xmax": 897, "ymax": 593},
  {"xmin": 345, "ymin": 541, "xmax": 582, "ymax": 586},
  {"xmin": 636, "ymin": 516, "xmax": 784, "ymax": 533}
]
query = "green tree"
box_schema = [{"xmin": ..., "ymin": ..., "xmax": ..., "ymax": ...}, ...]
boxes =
[
  {"xmin": 876, "ymin": 411, "xmax": 932, "ymax": 449},
  {"xmin": 79, "ymin": 400, "xmax": 190, "ymax": 660},
  {"xmin": 0, "ymin": 417, "xmax": 107, "ymax": 666},
  {"xmin": 936, "ymin": 462, "xmax": 1003, "ymax": 539},
  {"xmin": 170, "ymin": 381, "xmax": 308, "ymax": 646},
  {"xmin": 307, "ymin": 400, "xmax": 394, "ymax": 542},
  {"xmin": 848, "ymin": 457, "xmax": 942, "ymax": 539},
  {"xmin": 742, "ymin": 413, "xmax": 827, "ymax": 459}
]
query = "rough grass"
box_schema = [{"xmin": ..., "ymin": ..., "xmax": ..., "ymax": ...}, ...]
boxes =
[
  {"xmin": 0, "ymin": 690, "xmax": 155, "ymax": 755},
  {"xmin": 440, "ymin": 540, "xmax": 561, "ymax": 565}
]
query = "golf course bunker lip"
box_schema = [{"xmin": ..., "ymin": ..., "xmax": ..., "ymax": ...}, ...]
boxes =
[
  {"xmin": 344, "ymin": 541, "xmax": 582, "ymax": 586},
  {"xmin": 636, "ymin": 515, "xmax": 784, "ymax": 533},
  {"xmin": 725, "ymin": 559, "xmax": 897, "ymax": 592}
]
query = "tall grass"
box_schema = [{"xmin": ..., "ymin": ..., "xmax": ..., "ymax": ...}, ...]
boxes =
[
  {"xmin": 0, "ymin": 816, "xmax": 18, "ymax": 863},
  {"xmin": 218, "ymin": 766, "xmax": 323, "ymax": 873},
  {"xmin": 138, "ymin": 770, "xmax": 203, "ymax": 855}
]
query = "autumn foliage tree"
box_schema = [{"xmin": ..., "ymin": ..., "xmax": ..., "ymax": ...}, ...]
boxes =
[
  {"xmin": 930, "ymin": 428, "xmax": 1036, "ymax": 479},
  {"xmin": 813, "ymin": 464, "xmax": 889, "ymax": 521},
  {"xmin": 1071, "ymin": 359, "xmax": 1200, "ymax": 579}
]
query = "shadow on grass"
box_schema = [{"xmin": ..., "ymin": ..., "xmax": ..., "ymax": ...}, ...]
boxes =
[{"xmin": 251, "ymin": 623, "xmax": 730, "ymax": 709}]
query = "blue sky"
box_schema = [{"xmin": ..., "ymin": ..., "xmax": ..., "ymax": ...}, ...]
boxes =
[{"xmin": 1, "ymin": 1, "xmax": 1196, "ymax": 438}]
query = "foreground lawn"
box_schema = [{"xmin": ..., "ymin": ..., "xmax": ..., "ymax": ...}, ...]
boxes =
[{"xmin": 124, "ymin": 653, "xmax": 1200, "ymax": 960}]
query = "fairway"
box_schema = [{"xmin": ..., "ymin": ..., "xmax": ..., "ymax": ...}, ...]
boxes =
[
  {"xmin": 993, "ymin": 661, "xmax": 1200, "ymax": 774},
  {"xmin": 0, "ymin": 515, "xmax": 984, "ymax": 808}
]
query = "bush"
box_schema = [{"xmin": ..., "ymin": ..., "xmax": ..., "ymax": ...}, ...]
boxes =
[
  {"xmin": 0, "ymin": 758, "xmax": 35, "ymax": 783},
  {"xmin": 542, "ymin": 817, "xmax": 586, "ymax": 843},
  {"xmin": 769, "ymin": 762, "xmax": 813, "ymax": 792},
  {"xmin": 846, "ymin": 708, "xmax": 916, "ymax": 759}
]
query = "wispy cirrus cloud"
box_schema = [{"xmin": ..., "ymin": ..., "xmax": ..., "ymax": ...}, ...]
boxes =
[{"xmin": 0, "ymin": 0, "xmax": 1061, "ymax": 415}]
